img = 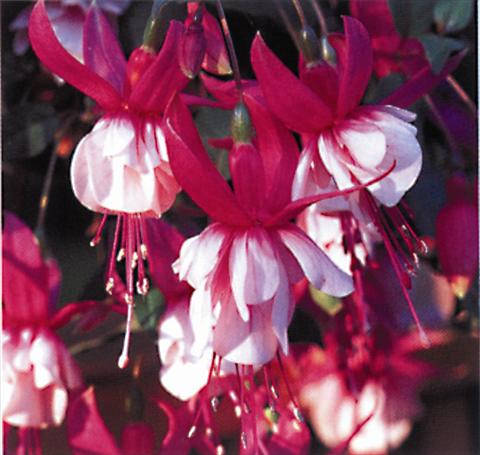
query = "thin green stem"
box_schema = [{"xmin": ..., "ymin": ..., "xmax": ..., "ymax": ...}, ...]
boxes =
[{"xmin": 215, "ymin": 0, "xmax": 243, "ymax": 94}]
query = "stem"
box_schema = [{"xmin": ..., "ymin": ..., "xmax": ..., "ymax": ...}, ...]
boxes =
[
  {"xmin": 291, "ymin": 0, "xmax": 307, "ymax": 28},
  {"xmin": 35, "ymin": 148, "xmax": 59, "ymax": 235},
  {"xmin": 309, "ymin": 0, "xmax": 328, "ymax": 35},
  {"xmin": 447, "ymin": 75, "xmax": 477, "ymax": 116},
  {"xmin": 215, "ymin": 0, "xmax": 243, "ymax": 93}
]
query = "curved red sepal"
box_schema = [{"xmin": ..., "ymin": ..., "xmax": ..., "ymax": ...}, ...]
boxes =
[
  {"xmin": 28, "ymin": 0, "xmax": 122, "ymax": 111},
  {"xmin": 164, "ymin": 95, "xmax": 251, "ymax": 226},
  {"xmin": 381, "ymin": 50, "xmax": 466, "ymax": 108},
  {"xmin": 251, "ymin": 33, "xmax": 334, "ymax": 133},
  {"xmin": 335, "ymin": 16, "xmax": 373, "ymax": 119},
  {"xmin": 244, "ymin": 93, "xmax": 299, "ymax": 214},
  {"xmin": 83, "ymin": 5, "xmax": 126, "ymax": 94},
  {"xmin": 128, "ymin": 21, "xmax": 190, "ymax": 114}
]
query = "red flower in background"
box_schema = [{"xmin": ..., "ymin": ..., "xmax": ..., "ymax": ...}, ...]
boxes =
[
  {"xmin": 2, "ymin": 213, "xmax": 85, "ymax": 429},
  {"xmin": 435, "ymin": 174, "xmax": 478, "ymax": 298}
]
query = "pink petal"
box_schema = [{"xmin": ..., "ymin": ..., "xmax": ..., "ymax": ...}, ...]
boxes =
[
  {"xmin": 349, "ymin": 0, "xmax": 398, "ymax": 39},
  {"xmin": 229, "ymin": 142, "xmax": 266, "ymax": 215},
  {"xmin": 201, "ymin": 7, "xmax": 232, "ymax": 75},
  {"xmin": 244, "ymin": 93, "xmax": 299, "ymax": 213},
  {"xmin": 67, "ymin": 388, "xmax": 121, "ymax": 455},
  {"xmin": 164, "ymin": 95, "xmax": 251, "ymax": 226},
  {"xmin": 128, "ymin": 21, "xmax": 189, "ymax": 113},
  {"xmin": 2, "ymin": 212, "xmax": 51, "ymax": 326},
  {"xmin": 229, "ymin": 228, "xmax": 280, "ymax": 313},
  {"xmin": 28, "ymin": 0, "xmax": 122, "ymax": 111},
  {"xmin": 173, "ymin": 222, "xmax": 230, "ymax": 289},
  {"xmin": 271, "ymin": 260, "xmax": 292, "ymax": 354},
  {"xmin": 299, "ymin": 56, "xmax": 339, "ymax": 110},
  {"xmin": 381, "ymin": 50, "xmax": 466, "ymax": 108},
  {"xmin": 334, "ymin": 16, "xmax": 373, "ymax": 119},
  {"xmin": 213, "ymin": 300, "xmax": 279, "ymax": 365},
  {"xmin": 277, "ymin": 225, "xmax": 354, "ymax": 297},
  {"xmin": 83, "ymin": 5, "xmax": 126, "ymax": 94},
  {"xmin": 200, "ymin": 73, "xmax": 258, "ymax": 108},
  {"xmin": 251, "ymin": 34, "xmax": 334, "ymax": 133}
]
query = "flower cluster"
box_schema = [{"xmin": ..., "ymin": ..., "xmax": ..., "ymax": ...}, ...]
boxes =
[{"xmin": 3, "ymin": 0, "xmax": 476, "ymax": 454}]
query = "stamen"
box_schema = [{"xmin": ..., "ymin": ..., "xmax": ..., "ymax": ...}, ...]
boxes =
[
  {"xmin": 205, "ymin": 427, "xmax": 213, "ymax": 438},
  {"xmin": 116, "ymin": 248, "xmax": 126, "ymax": 262},
  {"xmin": 117, "ymin": 300, "xmax": 134, "ymax": 369},
  {"xmin": 188, "ymin": 425, "xmax": 197, "ymax": 439},
  {"xmin": 105, "ymin": 277, "xmax": 115, "ymax": 295},
  {"xmin": 216, "ymin": 444, "xmax": 225, "ymax": 455},
  {"xmin": 89, "ymin": 214, "xmax": 108, "ymax": 247},
  {"xmin": 365, "ymin": 195, "xmax": 430, "ymax": 347}
]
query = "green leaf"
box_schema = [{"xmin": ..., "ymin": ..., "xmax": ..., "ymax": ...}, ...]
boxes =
[
  {"xmin": 365, "ymin": 72, "xmax": 405, "ymax": 104},
  {"xmin": 388, "ymin": 0, "xmax": 436, "ymax": 37},
  {"xmin": 434, "ymin": 0, "xmax": 473, "ymax": 33},
  {"xmin": 134, "ymin": 288, "xmax": 165, "ymax": 331},
  {"xmin": 195, "ymin": 106, "xmax": 232, "ymax": 180},
  {"xmin": 3, "ymin": 103, "xmax": 58, "ymax": 160},
  {"xmin": 418, "ymin": 33, "xmax": 465, "ymax": 74},
  {"xmin": 309, "ymin": 284, "xmax": 343, "ymax": 316}
]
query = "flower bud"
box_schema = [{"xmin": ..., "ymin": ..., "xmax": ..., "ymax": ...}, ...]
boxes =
[
  {"xmin": 179, "ymin": 15, "xmax": 207, "ymax": 79},
  {"xmin": 126, "ymin": 47, "xmax": 156, "ymax": 90},
  {"xmin": 299, "ymin": 26, "xmax": 321, "ymax": 66},
  {"xmin": 436, "ymin": 176, "xmax": 478, "ymax": 298},
  {"xmin": 231, "ymin": 102, "xmax": 253, "ymax": 144}
]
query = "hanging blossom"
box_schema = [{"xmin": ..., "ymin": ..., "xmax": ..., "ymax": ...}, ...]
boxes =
[
  {"xmin": 10, "ymin": 0, "xmax": 131, "ymax": 59},
  {"xmin": 165, "ymin": 93, "xmax": 358, "ymax": 366},
  {"xmin": 28, "ymin": 0, "xmax": 197, "ymax": 367},
  {"xmin": 296, "ymin": 289, "xmax": 433, "ymax": 455},
  {"xmin": 251, "ymin": 15, "xmax": 465, "ymax": 339},
  {"xmin": 2, "ymin": 212, "xmax": 88, "ymax": 451},
  {"xmin": 163, "ymin": 90, "xmax": 396, "ymax": 449}
]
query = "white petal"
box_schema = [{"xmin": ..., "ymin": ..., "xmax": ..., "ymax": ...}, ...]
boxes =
[
  {"xmin": 229, "ymin": 228, "xmax": 279, "ymax": 312},
  {"xmin": 277, "ymin": 225, "xmax": 354, "ymax": 297},
  {"xmin": 173, "ymin": 223, "xmax": 229, "ymax": 289},
  {"xmin": 337, "ymin": 120, "xmax": 387, "ymax": 169}
]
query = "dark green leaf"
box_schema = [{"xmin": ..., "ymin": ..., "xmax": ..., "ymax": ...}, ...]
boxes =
[
  {"xmin": 365, "ymin": 72, "xmax": 405, "ymax": 104},
  {"xmin": 195, "ymin": 106, "xmax": 232, "ymax": 180},
  {"xmin": 434, "ymin": 0, "xmax": 473, "ymax": 34},
  {"xmin": 3, "ymin": 103, "xmax": 58, "ymax": 160},
  {"xmin": 134, "ymin": 288, "xmax": 165, "ymax": 331},
  {"xmin": 309, "ymin": 284, "xmax": 343, "ymax": 316},
  {"xmin": 418, "ymin": 33, "xmax": 465, "ymax": 74},
  {"xmin": 388, "ymin": 0, "xmax": 436, "ymax": 37}
]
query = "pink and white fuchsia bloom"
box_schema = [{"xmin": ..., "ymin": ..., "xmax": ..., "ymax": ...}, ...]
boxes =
[
  {"xmin": 29, "ymin": 0, "xmax": 188, "ymax": 220},
  {"xmin": 252, "ymin": 16, "xmax": 423, "ymax": 214},
  {"xmin": 161, "ymin": 93, "xmax": 392, "ymax": 366},
  {"xmin": 2, "ymin": 213, "xmax": 83, "ymax": 429}
]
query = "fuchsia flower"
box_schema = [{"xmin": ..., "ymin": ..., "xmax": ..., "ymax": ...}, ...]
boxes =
[
  {"xmin": 349, "ymin": 0, "xmax": 428, "ymax": 78},
  {"xmin": 28, "ymin": 0, "xmax": 196, "ymax": 366},
  {"xmin": 252, "ymin": 16, "xmax": 423, "ymax": 213},
  {"xmin": 2, "ymin": 213, "xmax": 83, "ymax": 430},
  {"xmin": 183, "ymin": 3, "xmax": 232, "ymax": 77},
  {"xmin": 68, "ymin": 387, "xmax": 155, "ymax": 455},
  {"xmin": 435, "ymin": 174, "xmax": 478, "ymax": 298},
  {"xmin": 165, "ymin": 93, "xmax": 360, "ymax": 366},
  {"xmin": 298, "ymin": 296, "xmax": 433, "ymax": 455}
]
